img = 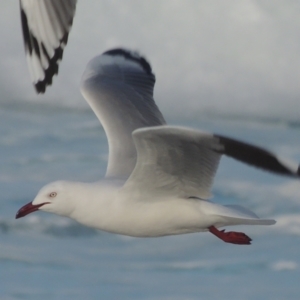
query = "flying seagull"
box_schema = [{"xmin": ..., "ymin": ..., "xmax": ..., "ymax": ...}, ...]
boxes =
[
  {"xmin": 16, "ymin": 48, "xmax": 300, "ymax": 245},
  {"xmin": 20, "ymin": 0, "xmax": 77, "ymax": 93}
]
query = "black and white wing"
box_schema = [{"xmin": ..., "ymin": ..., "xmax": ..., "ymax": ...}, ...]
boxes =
[
  {"xmin": 122, "ymin": 126, "xmax": 300, "ymax": 200},
  {"xmin": 215, "ymin": 134, "xmax": 300, "ymax": 176},
  {"xmin": 20, "ymin": 0, "xmax": 77, "ymax": 93}
]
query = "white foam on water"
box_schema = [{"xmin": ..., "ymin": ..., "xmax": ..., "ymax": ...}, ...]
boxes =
[
  {"xmin": 2, "ymin": 2, "xmax": 300, "ymax": 123},
  {"xmin": 273, "ymin": 214, "xmax": 300, "ymax": 235},
  {"xmin": 271, "ymin": 260, "xmax": 298, "ymax": 271}
]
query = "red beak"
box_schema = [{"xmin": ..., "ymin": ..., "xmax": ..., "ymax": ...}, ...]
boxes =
[{"xmin": 15, "ymin": 202, "xmax": 49, "ymax": 219}]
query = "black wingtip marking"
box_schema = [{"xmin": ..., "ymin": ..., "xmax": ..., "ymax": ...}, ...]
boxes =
[
  {"xmin": 20, "ymin": 6, "xmax": 31, "ymax": 53},
  {"xmin": 20, "ymin": 2, "xmax": 76, "ymax": 94},
  {"xmin": 34, "ymin": 43, "xmax": 63, "ymax": 94},
  {"xmin": 214, "ymin": 134, "xmax": 300, "ymax": 178},
  {"xmin": 103, "ymin": 48, "xmax": 153, "ymax": 76}
]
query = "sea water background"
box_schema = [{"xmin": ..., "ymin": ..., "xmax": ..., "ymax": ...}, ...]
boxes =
[
  {"xmin": 1, "ymin": 102, "xmax": 300, "ymax": 300},
  {"xmin": 1, "ymin": 1, "xmax": 300, "ymax": 299}
]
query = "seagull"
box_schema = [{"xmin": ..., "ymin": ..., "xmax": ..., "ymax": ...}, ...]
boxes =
[
  {"xmin": 20, "ymin": 0, "xmax": 77, "ymax": 93},
  {"xmin": 16, "ymin": 48, "xmax": 300, "ymax": 245}
]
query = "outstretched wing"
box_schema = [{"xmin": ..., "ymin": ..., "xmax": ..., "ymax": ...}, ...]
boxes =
[
  {"xmin": 215, "ymin": 134, "xmax": 300, "ymax": 176},
  {"xmin": 80, "ymin": 49, "xmax": 166, "ymax": 179},
  {"xmin": 123, "ymin": 126, "xmax": 222, "ymax": 199},
  {"xmin": 20, "ymin": 0, "xmax": 77, "ymax": 93},
  {"xmin": 122, "ymin": 126, "xmax": 300, "ymax": 200}
]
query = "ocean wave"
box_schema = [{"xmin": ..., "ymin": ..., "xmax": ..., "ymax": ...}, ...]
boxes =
[
  {"xmin": 215, "ymin": 179, "xmax": 300, "ymax": 216},
  {"xmin": 129, "ymin": 258, "xmax": 298, "ymax": 273},
  {"xmin": 11, "ymin": 153, "xmax": 105, "ymax": 166},
  {"xmin": 273, "ymin": 214, "xmax": 300, "ymax": 236},
  {"xmin": 2, "ymin": 100, "xmax": 300, "ymax": 130},
  {"xmin": 202, "ymin": 113, "xmax": 300, "ymax": 129},
  {"xmin": 0, "ymin": 215, "xmax": 98, "ymax": 238},
  {"xmin": 271, "ymin": 260, "xmax": 298, "ymax": 271}
]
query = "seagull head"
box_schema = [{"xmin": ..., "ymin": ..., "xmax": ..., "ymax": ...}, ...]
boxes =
[{"xmin": 16, "ymin": 181, "xmax": 74, "ymax": 219}]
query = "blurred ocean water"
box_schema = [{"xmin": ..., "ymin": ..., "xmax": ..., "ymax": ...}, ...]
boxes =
[{"xmin": 1, "ymin": 101, "xmax": 300, "ymax": 300}]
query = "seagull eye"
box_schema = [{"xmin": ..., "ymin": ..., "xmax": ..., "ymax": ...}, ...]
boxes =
[{"xmin": 49, "ymin": 192, "xmax": 57, "ymax": 198}]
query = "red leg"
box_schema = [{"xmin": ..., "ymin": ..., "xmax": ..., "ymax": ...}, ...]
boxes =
[{"xmin": 208, "ymin": 226, "xmax": 252, "ymax": 245}]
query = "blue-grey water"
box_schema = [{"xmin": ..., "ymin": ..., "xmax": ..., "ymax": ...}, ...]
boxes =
[{"xmin": 1, "ymin": 102, "xmax": 300, "ymax": 300}]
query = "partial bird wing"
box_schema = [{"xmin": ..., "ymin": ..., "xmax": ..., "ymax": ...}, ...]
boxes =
[
  {"xmin": 214, "ymin": 134, "xmax": 300, "ymax": 176},
  {"xmin": 123, "ymin": 126, "xmax": 222, "ymax": 200},
  {"xmin": 122, "ymin": 126, "xmax": 300, "ymax": 200},
  {"xmin": 80, "ymin": 49, "xmax": 166, "ymax": 179},
  {"xmin": 20, "ymin": 0, "xmax": 77, "ymax": 93}
]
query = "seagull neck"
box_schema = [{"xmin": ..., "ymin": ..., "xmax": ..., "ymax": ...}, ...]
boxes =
[{"xmin": 68, "ymin": 181, "xmax": 121, "ymax": 229}]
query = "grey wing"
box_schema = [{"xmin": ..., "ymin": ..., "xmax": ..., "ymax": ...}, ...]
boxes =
[
  {"xmin": 122, "ymin": 126, "xmax": 300, "ymax": 200},
  {"xmin": 80, "ymin": 49, "xmax": 166, "ymax": 179},
  {"xmin": 123, "ymin": 126, "xmax": 222, "ymax": 200},
  {"xmin": 20, "ymin": 0, "xmax": 77, "ymax": 93}
]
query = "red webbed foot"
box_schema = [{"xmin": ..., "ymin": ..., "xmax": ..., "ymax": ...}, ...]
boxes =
[{"xmin": 208, "ymin": 226, "xmax": 252, "ymax": 245}]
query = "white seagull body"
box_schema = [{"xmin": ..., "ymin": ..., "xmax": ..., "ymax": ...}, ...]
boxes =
[
  {"xmin": 16, "ymin": 49, "xmax": 300, "ymax": 245},
  {"xmin": 20, "ymin": 0, "xmax": 77, "ymax": 93}
]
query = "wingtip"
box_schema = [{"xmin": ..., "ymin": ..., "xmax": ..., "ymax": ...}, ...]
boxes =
[
  {"xmin": 276, "ymin": 156, "xmax": 300, "ymax": 177},
  {"xmin": 20, "ymin": 0, "xmax": 76, "ymax": 94},
  {"xmin": 32, "ymin": 46, "xmax": 62, "ymax": 94},
  {"xmin": 214, "ymin": 134, "xmax": 300, "ymax": 178},
  {"xmin": 103, "ymin": 48, "xmax": 153, "ymax": 76}
]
